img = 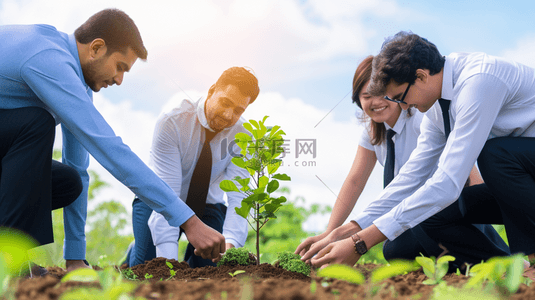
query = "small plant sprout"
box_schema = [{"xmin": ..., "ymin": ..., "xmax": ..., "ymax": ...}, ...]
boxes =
[
  {"xmin": 144, "ymin": 273, "xmax": 154, "ymax": 279},
  {"xmin": 316, "ymin": 264, "xmax": 365, "ymax": 285},
  {"xmin": 121, "ymin": 268, "xmax": 138, "ymax": 281},
  {"xmin": 219, "ymin": 116, "xmax": 290, "ymax": 263},
  {"xmin": 370, "ymin": 260, "xmax": 421, "ymax": 283},
  {"xmin": 467, "ymin": 254, "xmax": 526, "ymax": 295},
  {"xmin": 229, "ymin": 270, "xmax": 246, "ymax": 277},
  {"xmin": 415, "ymin": 254, "xmax": 456, "ymax": 285},
  {"xmin": 166, "ymin": 261, "xmax": 177, "ymax": 278}
]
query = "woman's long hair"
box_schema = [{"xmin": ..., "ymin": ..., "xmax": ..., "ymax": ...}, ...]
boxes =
[{"xmin": 352, "ymin": 55, "xmax": 411, "ymax": 145}]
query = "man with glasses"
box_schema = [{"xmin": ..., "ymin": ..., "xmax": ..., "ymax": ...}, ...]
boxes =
[{"xmin": 308, "ymin": 31, "xmax": 535, "ymax": 276}]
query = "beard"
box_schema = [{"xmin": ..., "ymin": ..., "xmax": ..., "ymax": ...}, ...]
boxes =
[{"xmin": 82, "ymin": 56, "xmax": 106, "ymax": 92}]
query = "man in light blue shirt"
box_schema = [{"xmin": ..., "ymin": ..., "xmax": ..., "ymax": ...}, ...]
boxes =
[{"xmin": 0, "ymin": 8, "xmax": 227, "ymax": 273}]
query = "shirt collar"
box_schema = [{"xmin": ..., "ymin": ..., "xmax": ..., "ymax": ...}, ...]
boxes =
[
  {"xmin": 67, "ymin": 34, "xmax": 90, "ymax": 93},
  {"xmin": 196, "ymin": 96, "xmax": 219, "ymax": 132},
  {"xmin": 384, "ymin": 108, "xmax": 409, "ymax": 135},
  {"xmin": 441, "ymin": 55, "xmax": 454, "ymax": 101}
]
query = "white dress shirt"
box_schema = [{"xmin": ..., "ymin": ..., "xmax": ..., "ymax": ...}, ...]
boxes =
[
  {"xmin": 359, "ymin": 109, "xmax": 425, "ymax": 177},
  {"xmin": 355, "ymin": 52, "xmax": 535, "ymax": 240},
  {"xmin": 148, "ymin": 97, "xmax": 249, "ymax": 259}
]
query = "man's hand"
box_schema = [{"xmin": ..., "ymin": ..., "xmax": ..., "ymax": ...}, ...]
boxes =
[
  {"xmin": 225, "ymin": 243, "xmax": 235, "ymax": 250},
  {"xmin": 65, "ymin": 260, "xmax": 90, "ymax": 272},
  {"xmin": 310, "ymin": 237, "xmax": 360, "ymax": 269},
  {"xmin": 181, "ymin": 215, "xmax": 225, "ymax": 261},
  {"xmin": 295, "ymin": 231, "xmax": 329, "ymax": 258}
]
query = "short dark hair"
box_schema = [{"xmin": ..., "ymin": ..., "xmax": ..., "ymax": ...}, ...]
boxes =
[
  {"xmin": 212, "ymin": 67, "xmax": 260, "ymax": 103},
  {"xmin": 368, "ymin": 31, "xmax": 444, "ymax": 96},
  {"xmin": 75, "ymin": 8, "xmax": 147, "ymax": 60}
]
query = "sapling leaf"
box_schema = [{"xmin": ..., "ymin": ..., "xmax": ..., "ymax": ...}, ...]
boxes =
[
  {"xmin": 272, "ymin": 174, "xmax": 291, "ymax": 181},
  {"xmin": 258, "ymin": 176, "xmax": 269, "ymax": 190},
  {"xmin": 235, "ymin": 132, "xmax": 252, "ymax": 143},
  {"xmin": 267, "ymin": 180, "xmax": 279, "ymax": 193},
  {"xmin": 267, "ymin": 161, "xmax": 282, "ymax": 174},
  {"xmin": 243, "ymin": 122, "xmax": 254, "ymax": 134},
  {"xmin": 273, "ymin": 196, "xmax": 287, "ymax": 204},
  {"xmin": 231, "ymin": 157, "xmax": 247, "ymax": 168},
  {"xmin": 249, "ymin": 119, "xmax": 259, "ymax": 130},
  {"xmin": 269, "ymin": 125, "xmax": 281, "ymax": 138},
  {"xmin": 235, "ymin": 203, "xmax": 252, "ymax": 219},
  {"xmin": 219, "ymin": 180, "xmax": 240, "ymax": 193}
]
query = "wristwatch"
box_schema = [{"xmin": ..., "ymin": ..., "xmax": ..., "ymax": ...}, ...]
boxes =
[{"xmin": 351, "ymin": 233, "xmax": 368, "ymax": 255}]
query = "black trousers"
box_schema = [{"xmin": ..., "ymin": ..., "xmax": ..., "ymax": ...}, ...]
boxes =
[
  {"xmin": 0, "ymin": 107, "xmax": 83, "ymax": 246},
  {"xmin": 385, "ymin": 184, "xmax": 510, "ymax": 271},
  {"xmin": 411, "ymin": 136, "xmax": 535, "ymax": 267}
]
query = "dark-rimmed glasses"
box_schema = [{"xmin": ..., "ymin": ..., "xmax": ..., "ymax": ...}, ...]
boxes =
[{"xmin": 384, "ymin": 83, "xmax": 411, "ymax": 105}]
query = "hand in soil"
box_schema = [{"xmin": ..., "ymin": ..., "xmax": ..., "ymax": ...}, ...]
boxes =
[
  {"xmin": 295, "ymin": 231, "xmax": 329, "ymax": 258},
  {"xmin": 311, "ymin": 237, "xmax": 360, "ymax": 268},
  {"xmin": 181, "ymin": 215, "xmax": 226, "ymax": 261},
  {"xmin": 65, "ymin": 260, "xmax": 90, "ymax": 272}
]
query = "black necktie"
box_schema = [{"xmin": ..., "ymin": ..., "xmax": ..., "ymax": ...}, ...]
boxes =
[
  {"xmin": 438, "ymin": 99, "xmax": 451, "ymax": 139},
  {"xmin": 384, "ymin": 129, "xmax": 396, "ymax": 188},
  {"xmin": 186, "ymin": 128, "xmax": 217, "ymax": 218}
]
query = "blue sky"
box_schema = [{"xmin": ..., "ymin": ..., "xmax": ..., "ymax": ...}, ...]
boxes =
[{"xmin": 2, "ymin": 0, "xmax": 535, "ymax": 231}]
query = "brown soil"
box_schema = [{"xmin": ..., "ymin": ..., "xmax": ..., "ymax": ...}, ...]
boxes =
[{"xmin": 11, "ymin": 258, "xmax": 535, "ymax": 299}]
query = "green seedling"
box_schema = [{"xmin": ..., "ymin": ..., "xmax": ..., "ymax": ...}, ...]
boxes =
[
  {"xmin": 144, "ymin": 273, "xmax": 153, "ymax": 279},
  {"xmin": 217, "ymin": 247, "xmax": 252, "ymax": 267},
  {"xmin": 228, "ymin": 270, "xmax": 246, "ymax": 277},
  {"xmin": 316, "ymin": 264, "xmax": 365, "ymax": 285},
  {"xmin": 467, "ymin": 254, "xmax": 526, "ymax": 295},
  {"xmin": 310, "ymin": 280, "xmax": 317, "ymax": 294},
  {"xmin": 370, "ymin": 260, "xmax": 421, "ymax": 283},
  {"xmin": 415, "ymin": 254, "xmax": 455, "ymax": 285},
  {"xmin": 317, "ymin": 260, "xmax": 419, "ymax": 286},
  {"xmin": 121, "ymin": 268, "xmax": 138, "ymax": 281},
  {"xmin": 220, "ymin": 116, "xmax": 290, "ymax": 263},
  {"xmin": 0, "ymin": 227, "xmax": 38, "ymax": 276},
  {"xmin": 61, "ymin": 267, "xmax": 137, "ymax": 300},
  {"xmin": 165, "ymin": 261, "xmax": 177, "ymax": 278}
]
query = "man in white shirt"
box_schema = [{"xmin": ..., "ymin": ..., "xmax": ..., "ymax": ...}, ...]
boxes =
[
  {"xmin": 125, "ymin": 67, "xmax": 259, "ymax": 267},
  {"xmin": 309, "ymin": 31, "xmax": 535, "ymax": 272}
]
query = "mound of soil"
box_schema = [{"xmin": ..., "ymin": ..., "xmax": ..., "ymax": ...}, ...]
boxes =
[{"xmin": 11, "ymin": 259, "xmax": 535, "ymax": 299}]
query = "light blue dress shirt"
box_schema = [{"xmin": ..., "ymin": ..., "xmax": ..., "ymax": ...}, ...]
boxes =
[{"xmin": 0, "ymin": 24, "xmax": 194, "ymax": 259}]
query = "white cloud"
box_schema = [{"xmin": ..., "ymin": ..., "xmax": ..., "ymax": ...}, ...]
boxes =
[
  {"xmin": 0, "ymin": 0, "xmax": 395, "ymax": 91},
  {"xmin": 502, "ymin": 35, "xmax": 535, "ymax": 68}
]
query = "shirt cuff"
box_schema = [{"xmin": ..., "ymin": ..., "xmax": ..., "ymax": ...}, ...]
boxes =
[
  {"xmin": 155, "ymin": 242, "xmax": 179, "ymax": 260},
  {"xmin": 224, "ymin": 238, "xmax": 241, "ymax": 248},
  {"xmin": 63, "ymin": 239, "xmax": 86, "ymax": 260},
  {"xmin": 373, "ymin": 215, "xmax": 405, "ymax": 241},
  {"xmin": 158, "ymin": 200, "xmax": 195, "ymax": 228},
  {"xmin": 353, "ymin": 212, "xmax": 375, "ymax": 231}
]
